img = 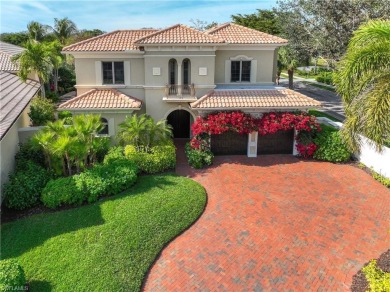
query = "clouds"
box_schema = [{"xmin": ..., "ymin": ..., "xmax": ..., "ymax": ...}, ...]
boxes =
[{"xmin": 0, "ymin": 0, "xmax": 276, "ymax": 33}]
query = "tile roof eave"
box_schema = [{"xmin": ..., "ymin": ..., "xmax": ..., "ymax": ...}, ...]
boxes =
[
  {"xmin": 190, "ymin": 105, "xmax": 321, "ymax": 110},
  {"xmin": 58, "ymin": 107, "xmax": 142, "ymax": 111}
]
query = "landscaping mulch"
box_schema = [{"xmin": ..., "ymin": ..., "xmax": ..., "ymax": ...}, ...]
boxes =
[{"xmin": 350, "ymin": 249, "xmax": 390, "ymax": 292}]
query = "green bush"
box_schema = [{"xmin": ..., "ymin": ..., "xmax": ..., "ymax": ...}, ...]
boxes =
[
  {"xmin": 28, "ymin": 97, "xmax": 55, "ymax": 126},
  {"xmin": 41, "ymin": 176, "xmax": 84, "ymax": 208},
  {"xmin": 313, "ymin": 125, "xmax": 351, "ymax": 162},
  {"xmin": 0, "ymin": 259, "xmax": 26, "ymax": 292},
  {"xmin": 315, "ymin": 72, "xmax": 333, "ymax": 85},
  {"xmin": 103, "ymin": 146, "xmax": 125, "ymax": 164},
  {"xmin": 185, "ymin": 143, "xmax": 214, "ymax": 169},
  {"xmin": 58, "ymin": 110, "xmax": 73, "ymax": 125},
  {"xmin": 94, "ymin": 137, "xmax": 111, "ymax": 163},
  {"xmin": 362, "ymin": 260, "xmax": 390, "ymax": 291},
  {"xmin": 4, "ymin": 162, "xmax": 51, "ymax": 210},
  {"xmin": 15, "ymin": 140, "xmax": 46, "ymax": 170},
  {"xmin": 371, "ymin": 170, "xmax": 390, "ymax": 187},
  {"xmin": 124, "ymin": 144, "xmax": 176, "ymax": 174}
]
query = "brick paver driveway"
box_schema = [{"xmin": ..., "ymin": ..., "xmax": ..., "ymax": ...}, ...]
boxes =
[{"xmin": 145, "ymin": 146, "xmax": 389, "ymax": 291}]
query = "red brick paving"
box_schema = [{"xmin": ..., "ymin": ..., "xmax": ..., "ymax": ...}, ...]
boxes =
[{"xmin": 144, "ymin": 140, "xmax": 390, "ymax": 291}]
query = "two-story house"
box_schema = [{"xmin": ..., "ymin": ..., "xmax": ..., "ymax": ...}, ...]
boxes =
[{"xmin": 60, "ymin": 23, "xmax": 320, "ymax": 154}]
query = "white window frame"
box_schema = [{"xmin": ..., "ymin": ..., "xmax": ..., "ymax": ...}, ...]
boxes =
[
  {"xmin": 102, "ymin": 61, "xmax": 125, "ymax": 85},
  {"xmin": 225, "ymin": 55, "xmax": 257, "ymax": 84}
]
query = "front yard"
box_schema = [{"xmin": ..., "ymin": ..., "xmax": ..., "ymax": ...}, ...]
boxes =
[{"xmin": 1, "ymin": 174, "xmax": 206, "ymax": 291}]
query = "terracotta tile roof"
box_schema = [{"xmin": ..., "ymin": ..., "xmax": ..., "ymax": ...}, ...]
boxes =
[
  {"xmin": 0, "ymin": 72, "xmax": 40, "ymax": 139},
  {"xmin": 0, "ymin": 41, "xmax": 24, "ymax": 71},
  {"xmin": 206, "ymin": 23, "xmax": 288, "ymax": 44},
  {"xmin": 134, "ymin": 24, "xmax": 225, "ymax": 44},
  {"xmin": 62, "ymin": 29, "xmax": 158, "ymax": 52},
  {"xmin": 190, "ymin": 89, "xmax": 321, "ymax": 110},
  {"xmin": 58, "ymin": 89, "xmax": 142, "ymax": 110}
]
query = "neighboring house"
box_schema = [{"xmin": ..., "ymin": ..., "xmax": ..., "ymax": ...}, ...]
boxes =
[
  {"xmin": 61, "ymin": 23, "xmax": 320, "ymax": 153},
  {"xmin": 0, "ymin": 41, "xmax": 41, "ymax": 199}
]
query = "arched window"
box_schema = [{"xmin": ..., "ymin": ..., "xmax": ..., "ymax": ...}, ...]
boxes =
[
  {"xmin": 168, "ymin": 59, "xmax": 177, "ymax": 85},
  {"xmin": 99, "ymin": 118, "xmax": 109, "ymax": 135}
]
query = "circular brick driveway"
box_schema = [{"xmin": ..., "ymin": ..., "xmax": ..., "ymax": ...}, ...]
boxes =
[{"xmin": 144, "ymin": 154, "xmax": 389, "ymax": 291}]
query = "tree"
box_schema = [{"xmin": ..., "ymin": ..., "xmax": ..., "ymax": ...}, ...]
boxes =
[
  {"xmin": 46, "ymin": 40, "xmax": 64, "ymax": 93},
  {"xmin": 231, "ymin": 9, "xmax": 281, "ymax": 35},
  {"xmin": 11, "ymin": 40, "xmax": 52, "ymax": 97},
  {"xmin": 278, "ymin": 46, "xmax": 298, "ymax": 89},
  {"xmin": 277, "ymin": 0, "xmax": 390, "ymax": 65},
  {"xmin": 53, "ymin": 17, "xmax": 78, "ymax": 45},
  {"xmin": 0, "ymin": 32, "xmax": 29, "ymax": 46},
  {"xmin": 27, "ymin": 21, "xmax": 51, "ymax": 42},
  {"xmin": 69, "ymin": 29, "xmax": 105, "ymax": 44},
  {"xmin": 189, "ymin": 19, "xmax": 218, "ymax": 31},
  {"xmin": 333, "ymin": 20, "xmax": 390, "ymax": 152}
]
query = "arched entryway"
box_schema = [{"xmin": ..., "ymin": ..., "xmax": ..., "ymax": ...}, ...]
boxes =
[{"xmin": 167, "ymin": 109, "xmax": 191, "ymax": 138}]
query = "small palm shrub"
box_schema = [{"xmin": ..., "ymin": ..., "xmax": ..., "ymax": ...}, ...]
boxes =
[
  {"xmin": 4, "ymin": 161, "xmax": 51, "ymax": 210},
  {"xmin": 28, "ymin": 97, "xmax": 55, "ymax": 126},
  {"xmin": 313, "ymin": 125, "xmax": 351, "ymax": 162},
  {"xmin": 124, "ymin": 144, "xmax": 176, "ymax": 173},
  {"xmin": 58, "ymin": 110, "xmax": 73, "ymax": 125},
  {"xmin": 185, "ymin": 143, "xmax": 214, "ymax": 169},
  {"xmin": 0, "ymin": 259, "xmax": 26, "ymax": 292}
]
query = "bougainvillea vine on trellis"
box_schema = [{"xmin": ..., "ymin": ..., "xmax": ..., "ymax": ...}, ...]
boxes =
[{"xmin": 190, "ymin": 111, "xmax": 321, "ymax": 158}]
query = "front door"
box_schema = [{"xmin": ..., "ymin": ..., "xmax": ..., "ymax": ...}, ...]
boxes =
[{"xmin": 167, "ymin": 110, "xmax": 190, "ymax": 138}]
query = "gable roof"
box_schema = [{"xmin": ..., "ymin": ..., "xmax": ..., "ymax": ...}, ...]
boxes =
[
  {"xmin": 134, "ymin": 24, "xmax": 225, "ymax": 45},
  {"xmin": 190, "ymin": 89, "xmax": 321, "ymax": 110},
  {"xmin": 62, "ymin": 29, "xmax": 158, "ymax": 52},
  {"xmin": 206, "ymin": 23, "xmax": 288, "ymax": 44},
  {"xmin": 0, "ymin": 71, "xmax": 40, "ymax": 139},
  {"xmin": 0, "ymin": 41, "xmax": 24, "ymax": 71},
  {"xmin": 58, "ymin": 89, "xmax": 142, "ymax": 110}
]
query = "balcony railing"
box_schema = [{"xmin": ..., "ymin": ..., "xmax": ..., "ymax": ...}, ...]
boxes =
[{"xmin": 164, "ymin": 84, "xmax": 196, "ymax": 98}]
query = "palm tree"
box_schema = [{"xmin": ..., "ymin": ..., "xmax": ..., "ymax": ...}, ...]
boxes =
[
  {"xmin": 53, "ymin": 17, "xmax": 77, "ymax": 46},
  {"xmin": 27, "ymin": 21, "xmax": 51, "ymax": 42},
  {"xmin": 334, "ymin": 20, "xmax": 390, "ymax": 152},
  {"xmin": 278, "ymin": 46, "xmax": 298, "ymax": 89},
  {"xmin": 147, "ymin": 119, "xmax": 173, "ymax": 148},
  {"xmin": 46, "ymin": 40, "xmax": 64, "ymax": 93},
  {"xmin": 31, "ymin": 130, "xmax": 56, "ymax": 170},
  {"xmin": 117, "ymin": 114, "xmax": 151, "ymax": 148},
  {"xmin": 11, "ymin": 40, "xmax": 52, "ymax": 97}
]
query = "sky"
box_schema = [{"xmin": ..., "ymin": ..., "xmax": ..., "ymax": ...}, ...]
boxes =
[{"xmin": 0, "ymin": 0, "xmax": 278, "ymax": 33}]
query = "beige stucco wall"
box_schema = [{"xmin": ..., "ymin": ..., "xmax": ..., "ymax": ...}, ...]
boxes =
[
  {"xmin": 0, "ymin": 106, "xmax": 31, "ymax": 201},
  {"xmin": 214, "ymin": 49, "xmax": 276, "ymax": 85}
]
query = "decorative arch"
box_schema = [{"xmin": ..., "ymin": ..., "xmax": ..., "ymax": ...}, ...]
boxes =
[
  {"xmin": 99, "ymin": 117, "xmax": 109, "ymax": 135},
  {"xmin": 164, "ymin": 106, "xmax": 197, "ymax": 121}
]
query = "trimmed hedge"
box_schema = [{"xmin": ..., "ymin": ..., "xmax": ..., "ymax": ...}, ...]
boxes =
[
  {"xmin": 103, "ymin": 146, "xmax": 125, "ymax": 164},
  {"xmin": 315, "ymin": 72, "xmax": 333, "ymax": 85},
  {"xmin": 0, "ymin": 259, "xmax": 26, "ymax": 292},
  {"xmin": 41, "ymin": 160, "xmax": 138, "ymax": 209},
  {"xmin": 4, "ymin": 162, "xmax": 51, "ymax": 210},
  {"xmin": 185, "ymin": 143, "xmax": 214, "ymax": 169},
  {"xmin": 124, "ymin": 144, "xmax": 176, "ymax": 174},
  {"xmin": 313, "ymin": 125, "xmax": 351, "ymax": 162}
]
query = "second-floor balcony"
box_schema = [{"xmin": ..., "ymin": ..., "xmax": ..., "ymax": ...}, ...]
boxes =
[{"xmin": 163, "ymin": 84, "xmax": 197, "ymax": 102}]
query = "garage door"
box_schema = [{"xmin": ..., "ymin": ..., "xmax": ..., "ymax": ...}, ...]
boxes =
[
  {"xmin": 211, "ymin": 131, "xmax": 247, "ymax": 155},
  {"xmin": 257, "ymin": 129, "xmax": 294, "ymax": 155}
]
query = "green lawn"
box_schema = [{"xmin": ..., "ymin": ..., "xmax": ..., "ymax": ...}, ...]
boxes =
[
  {"xmin": 1, "ymin": 174, "xmax": 207, "ymax": 291},
  {"xmin": 308, "ymin": 109, "xmax": 341, "ymax": 122}
]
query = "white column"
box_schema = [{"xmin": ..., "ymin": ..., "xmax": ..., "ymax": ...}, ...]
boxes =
[
  {"xmin": 292, "ymin": 128, "xmax": 299, "ymax": 155},
  {"xmin": 247, "ymin": 131, "xmax": 258, "ymax": 157},
  {"xmin": 95, "ymin": 61, "xmax": 102, "ymax": 85}
]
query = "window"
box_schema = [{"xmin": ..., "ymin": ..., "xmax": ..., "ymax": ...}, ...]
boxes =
[
  {"xmin": 102, "ymin": 62, "xmax": 124, "ymax": 84},
  {"xmin": 168, "ymin": 59, "xmax": 177, "ymax": 85},
  {"xmin": 231, "ymin": 60, "xmax": 251, "ymax": 82},
  {"xmin": 99, "ymin": 118, "xmax": 109, "ymax": 135}
]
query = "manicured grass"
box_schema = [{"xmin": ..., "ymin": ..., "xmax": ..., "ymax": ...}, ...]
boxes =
[
  {"xmin": 308, "ymin": 109, "xmax": 341, "ymax": 122},
  {"xmin": 1, "ymin": 174, "xmax": 207, "ymax": 291},
  {"xmin": 303, "ymin": 81, "xmax": 336, "ymax": 92}
]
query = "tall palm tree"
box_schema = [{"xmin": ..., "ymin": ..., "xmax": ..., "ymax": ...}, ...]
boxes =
[
  {"xmin": 334, "ymin": 20, "xmax": 390, "ymax": 152},
  {"xmin": 27, "ymin": 21, "xmax": 51, "ymax": 42},
  {"xmin": 53, "ymin": 17, "xmax": 77, "ymax": 46},
  {"xmin": 278, "ymin": 46, "xmax": 298, "ymax": 89},
  {"xmin": 11, "ymin": 40, "xmax": 52, "ymax": 97},
  {"xmin": 46, "ymin": 40, "xmax": 64, "ymax": 93}
]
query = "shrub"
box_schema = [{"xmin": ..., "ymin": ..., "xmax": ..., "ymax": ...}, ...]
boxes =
[
  {"xmin": 15, "ymin": 140, "xmax": 45, "ymax": 170},
  {"xmin": 185, "ymin": 143, "xmax": 214, "ymax": 169},
  {"xmin": 0, "ymin": 259, "xmax": 26, "ymax": 292},
  {"xmin": 315, "ymin": 72, "xmax": 333, "ymax": 85},
  {"xmin": 103, "ymin": 146, "xmax": 125, "ymax": 164},
  {"xmin": 313, "ymin": 125, "xmax": 351, "ymax": 162},
  {"xmin": 58, "ymin": 110, "xmax": 73, "ymax": 125},
  {"xmin": 371, "ymin": 170, "xmax": 390, "ymax": 187},
  {"xmin": 362, "ymin": 260, "xmax": 390, "ymax": 291},
  {"xmin": 41, "ymin": 176, "xmax": 84, "ymax": 208},
  {"xmin": 4, "ymin": 162, "xmax": 51, "ymax": 210},
  {"xmin": 94, "ymin": 137, "xmax": 111, "ymax": 163},
  {"xmin": 124, "ymin": 144, "xmax": 176, "ymax": 174},
  {"xmin": 28, "ymin": 97, "xmax": 55, "ymax": 126},
  {"xmin": 76, "ymin": 160, "xmax": 138, "ymax": 202}
]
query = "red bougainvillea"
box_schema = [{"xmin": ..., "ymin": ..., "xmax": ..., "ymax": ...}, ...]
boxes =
[{"xmin": 190, "ymin": 111, "xmax": 321, "ymax": 157}]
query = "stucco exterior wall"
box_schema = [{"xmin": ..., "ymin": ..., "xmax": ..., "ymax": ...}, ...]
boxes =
[
  {"xmin": 0, "ymin": 106, "xmax": 31, "ymax": 201},
  {"xmin": 214, "ymin": 49, "xmax": 276, "ymax": 85}
]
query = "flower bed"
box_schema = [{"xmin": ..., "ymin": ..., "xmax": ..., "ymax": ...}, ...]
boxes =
[{"xmin": 187, "ymin": 111, "xmax": 321, "ymax": 167}]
